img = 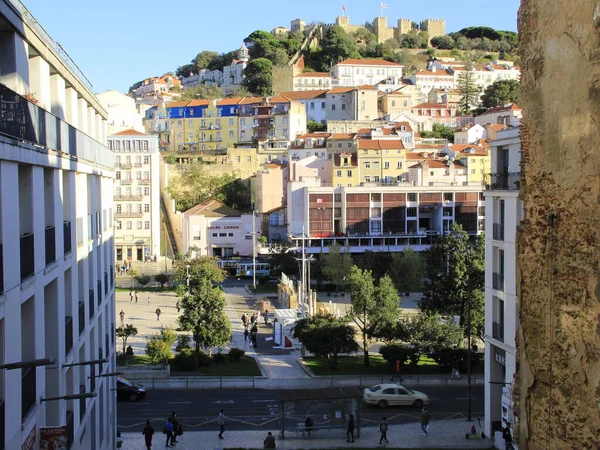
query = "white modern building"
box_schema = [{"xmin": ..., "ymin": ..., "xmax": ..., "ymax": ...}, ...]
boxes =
[
  {"xmin": 293, "ymin": 72, "xmax": 332, "ymax": 91},
  {"xmin": 96, "ymin": 90, "xmax": 145, "ymax": 135},
  {"xmin": 483, "ymin": 126, "xmax": 522, "ymax": 443},
  {"xmin": 107, "ymin": 130, "xmax": 160, "ymax": 263},
  {"xmin": 0, "ymin": 1, "xmax": 116, "ymax": 449},
  {"xmin": 332, "ymin": 58, "xmax": 403, "ymax": 87},
  {"xmin": 181, "ymin": 199, "xmax": 259, "ymax": 258}
]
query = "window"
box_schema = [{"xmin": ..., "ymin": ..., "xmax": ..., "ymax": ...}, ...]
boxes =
[
  {"xmin": 407, "ymin": 193, "xmax": 417, "ymax": 202},
  {"xmin": 384, "ymin": 161, "xmax": 390, "ymax": 169},
  {"xmin": 407, "ymin": 207, "xmax": 417, "ymax": 217},
  {"xmin": 247, "ymin": 156, "xmax": 252, "ymax": 162},
  {"xmin": 310, "ymin": 102, "xmax": 315, "ymax": 109},
  {"xmin": 212, "ymin": 233, "xmax": 218, "ymax": 237},
  {"xmin": 347, "ymin": 170, "xmax": 353, "ymax": 177},
  {"xmin": 229, "ymin": 118, "xmax": 234, "ymax": 126},
  {"xmin": 113, "ymin": 141, "xmax": 120, "ymax": 151},
  {"xmin": 229, "ymin": 131, "xmax": 234, "ymax": 138},
  {"xmin": 144, "ymin": 204, "xmax": 150, "ymax": 212},
  {"xmin": 336, "ymin": 170, "xmax": 342, "ymax": 177},
  {"xmin": 116, "ymin": 204, "xmax": 122, "ymax": 214},
  {"xmin": 332, "ymin": 104, "xmax": 336, "ymax": 111},
  {"xmin": 116, "ymin": 171, "xmax": 121, "ymax": 180},
  {"xmin": 471, "ymin": 169, "xmax": 476, "ymax": 174},
  {"xmin": 334, "ymin": 193, "xmax": 341, "ymax": 202},
  {"xmin": 144, "ymin": 187, "xmax": 150, "ymax": 195},
  {"xmin": 219, "ymin": 233, "xmax": 227, "ymax": 237},
  {"xmin": 337, "ymin": 143, "xmax": 342, "ymax": 148},
  {"xmin": 143, "ymin": 141, "xmax": 148, "ymax": 151},
  {"xmin": 430, "ymin": 171, "xmax": 435, "ymax": 176},
  {"xmin": 126, "ymin": 221, "xmax": 132, "ymax": 230},
  {"xmin": 341, "ymin": 104, "xmax": 346, "ymax": 110},
  {"xmin": 321, "ymin": 102, "xmax": 326, "ymax": 109},
  {"xmin": 136, "ymin": 204, "xmax": 143, "ymax": 214},
  {"xmin": 365, "ymin": 176, "xmax": 371, "ymax": 182},
  {"xmin": 444, "ymin": 192, "xmax": 453, "ymax": 201},
  {"xmin": 391, "ymin": 100, "xmax": 396, "ymax": 107},
  {"xmin": 124, "ymin": 140, "xmax": 131, "ymax": 150},
  {"xmin": 143, "ymin": 156, "xmax": 149, "ymax": 164},
  {"xmin": 228, "ymin": 233, "xmax": 234, "ymax": 237},
  {"xmin": 144, "ymin": 221, "xmax": 150, "ymax": 229},
  {"xmin": 116, "ymin": 221, "xmax": 122, "ymax": 230},
  {"xmin": 397, "ymin": 161, "xmax": 402, "ymax": 169},
  {"xmin": 365, "ymin": 162, "xmax": 371, "ymax": 169}
]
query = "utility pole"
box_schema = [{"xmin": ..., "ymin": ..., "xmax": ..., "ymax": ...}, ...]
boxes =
[
  {"xmin": 252, "ymin": 210, "xmax": 257, "ymax": 289},
  {"xmin": 467, "ymin": 272, "xmax": 472, "ymax": 422}
]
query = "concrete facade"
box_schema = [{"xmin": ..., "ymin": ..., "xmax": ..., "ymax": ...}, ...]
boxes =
[{"xmin": 96, "ymin": 90, "xmax": 144, "ymax": 135}]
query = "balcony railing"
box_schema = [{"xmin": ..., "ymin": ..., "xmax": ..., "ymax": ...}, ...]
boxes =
[
  {"xmin": 138, "ymin": 179, "xmax": 151, "ymax": 185},
  {"xmin": 116, "ymin": 162, "xmax": 132, "ymax": 169},
  {"xmin": 493, "ymin": 272, "xmax": 505, "ymax": 291},
  {"xmin": 45, "ymin": 225, "xmax": 56, "ymax": 265},
  {"xmin": 492, "ymin": 321, "xmax": 504, "ymax": 342},
  {"xmin": 115, "ymin": 212, "xmax": 143, "ymax": 219},
  {"xmin": 97, "ymin": 280, "xmax": 102, "ymax": 307},
  {"xmin": 21, "ymin": 367, "xmax": 36, "ymax": 421},
  {"xmin": 64, "ymin": 221, "xmax": 72, "ymax": 255},
  {"xmin": 88, "ymin": 289, "xmax": 94, "ymax": 320},
  {"xmin": 20, "ymin": 233, "xmax": 34, "ymax": 281},
  {"xmin": 0, "ymin": 84, "xmax": 112, "ymax": 168},
  {"xmin": 78, "ymin": 301, "xmax": 85, "ymax": 335},
  {"xmin": 119, "ymin": 179, "xmax": 133, "ymax": 185},
  {"xmin": 65, "ymin": 316, "xmax": 73, "ymax": 356},
  {"xmin": 114, "ymin": 195, "xmax": 143, "ymax": 202},
  {"xmin": 486, "ymin": 172, "xmax": 521, "ymax": 190},
  {"xmin": 493, "ymin": 223, "xmax": 505, "ymax": 241},
  {"xmin": 134, "ymin": 163, "xmax": 143, "ymax": 168}
]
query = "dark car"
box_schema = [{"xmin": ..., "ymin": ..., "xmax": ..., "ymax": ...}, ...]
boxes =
[{"xmin": 116, "ymin": 377, "xmax": 146, "ymax": 402}]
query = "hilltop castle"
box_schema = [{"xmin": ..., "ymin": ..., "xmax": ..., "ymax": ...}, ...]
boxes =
[{"xmin": 290, "ymin": 15, "xmax": 446, "ymax": 44}]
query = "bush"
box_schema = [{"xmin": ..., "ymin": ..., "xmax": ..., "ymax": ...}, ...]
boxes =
[
  {"xmin": 155, "ymin": 273, "xmax": 171, "ymax": 286},
  {"xmin": 212, "ymin": 352, "xmax": 226, "ymax": 363},
  {"xmin": 228, "ymin": 348, "xmax": 245, "ymax": 361},
  {"xmin": 379, "ymin": 344, "xmax": 410, "ymax": 368},
  {"xmin": 175, "ymin": 334, "xmax": 192, "ymax": 352},
  {"xmin": 135, "ymin": 274, "xmax": 152, "ymax": 286},
  {"xmin": 172, "ymin": 348, "xmax": 199, "ymax": 370},
  {"xmin": 429, "ymin": 346, "xmax": 480, "ymax": 372},
  {"xmin": 160, "ymin": 327, "xmax": 177, "ymax": 346},
  {"xmin": 258, "ymin": 276, "xmax": 269, "ymax": 285},
  {"xmin": 145, "ymin": 336, "xmax": 172, "ymax": 364},
  {"xmin": 198, "ymin": 351, "xmax": 213, "ymax": 366}
]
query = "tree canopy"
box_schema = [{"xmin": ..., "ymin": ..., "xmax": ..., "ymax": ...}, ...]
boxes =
[
  {"xmin": 480, "ymin": 79, "xmax": 519, "ymax": 109},
  {"xmin": 321, "ymin": 243, "xmax": 353, "ymax": 290},
  {"xmin": 319, "ymin": 26, "xmax": 360, "ymax": 71},
  {"xmin": 178, "ymin": 84, "xmax": 225, "ymax": 101},
  {"xmin": 457, "ymin": 58, "xmax": 481, "ymax": 113},
  {"xmin": 243, "ymin": 58, "xmax": 273, "ymax": 96},
  {"xmin": 419, "ymin": 123, "xmax": 455, "ymax": 142},
  {"xmin": 388, "ymin": 248, "xmax": 425, "ymax": 292}
]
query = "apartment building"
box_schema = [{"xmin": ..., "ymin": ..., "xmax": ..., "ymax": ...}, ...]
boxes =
[
  {"xmin": 0, "ymin": 1, "xmax": 116, "ymax": 449},
  {"xmin": 474, "ymin": 104, "xmax": 522, "ymax": 127},
  {"xmin": 483, "ymin": 126, "xmax": 521, "ymax": 441},
  {"xmin": 326, "ymin": 86, "xmax": 379, "ymax": 122},
  {"xmin": 278, "ymin": 90, "xmax": 328, "ymax": 124},
  {"xmin": 108, "ymin": 130, "xmax": 160, "ymax": 263},
  {"xmin": 332, "ymin": 58, "xmax": 403, "ymax": 87},
  {"xmin": 293, "ymin": 72, "xmax": 332, "ymax": 91}
]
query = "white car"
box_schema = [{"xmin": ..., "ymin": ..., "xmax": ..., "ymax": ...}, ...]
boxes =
[{"xmin": 363, "ymin": 384, "xmax": 430, "ymax": 408}]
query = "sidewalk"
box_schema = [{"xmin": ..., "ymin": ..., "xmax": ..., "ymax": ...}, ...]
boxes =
[{"xmin": 120, "ymin": 420, "xmax": 494, "ymax": 449}]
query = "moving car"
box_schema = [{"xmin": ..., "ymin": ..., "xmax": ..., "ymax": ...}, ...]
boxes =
[
  {"xmin": 363, "ymin": 384, "xmax": 429, "ymax": 408},
  {"xmin": 116, "ymin": 377, "xmax": 146, "ymax": 402}
]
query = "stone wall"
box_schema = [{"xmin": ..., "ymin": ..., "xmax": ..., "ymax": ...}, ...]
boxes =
[{"xmin": 517, "ymin": 1, "xmax": 600, "ymax": 448}]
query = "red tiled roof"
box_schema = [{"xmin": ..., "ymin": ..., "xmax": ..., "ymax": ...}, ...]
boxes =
[
  {"xmin": 187, "ymin": 99, "xmax": 209, "ymax": 106},
  {"xmin": 279, "ymin": 90, "xmax": 328, "ymax": 100},
  {"xmin": 356, "ymin": 85, "xmax": 379, "ymax": 90},
  {"xmin": 111, "ymin": 129, "xmax": 146, "ymax": 136},
  {"xmin": 296, "ymin": 72, "xmax": 330, "ymax": 78},
  {"xmin": 165, "ymin": 101, "xmax": 192, "ymax": 108},
  {"xmin": 327, "ymin": 88, "xmax": 355, "ymax": 94},
  {"xmin": 409, "ymin": 160, "xmax": 451, "ymax": 169},
  {"xmin": 358, "ymin": 139, "xmax": 405, "ymax": 150},
  {"xmin": 217, "ymin": 97, "xmax": 243, "ymax": 106},
  {"xmin": 329, "ymin": 133, "xmax": 356, "ymax": 140},
  {"xmin": 478, "ymin": 104, "xmax": 522, "ymax": 116},
  {"xmin": 238, "ymin": 97, "xmax": 262, "ymax": 105},
  {"xmin": 416, "ymin": 69, "xmax": 453, "ymax": 77},
  {"xmin": 488, "ymin": 124, "xmax": 508, "ymax": 131},
  {"xmin": 412, "ymin": 102, "xmax": 457, "ymax": 109},
  {"xmin": 337, "ymin": 58, "xmax": 403, "ymax": 67}
]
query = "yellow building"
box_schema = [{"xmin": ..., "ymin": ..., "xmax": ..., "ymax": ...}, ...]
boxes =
[
  {"xmin": 445, "ymin": 143, "xmax": 491, "ymax": 183},
  {"xmin": 357, "ymin": 139, "xmax": 407, "ymax": 185},
  {"xmin": 328, "ymin": 133, "xmax": 359, "ymax": 187}
]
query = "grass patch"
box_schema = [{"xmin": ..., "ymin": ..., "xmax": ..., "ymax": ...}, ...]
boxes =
[
  {"xmin": 249, "ymin": 284, "xmax": 278, "ymax": 294},
  {"xmin": 116, "ymin": 354, "xmax": 154, "ymax": 366},
  {"xmin": 304, "ymin": 355, "xmax": 484, "ymax": 376},
  {"xmin": 115, "ymin": 286, "xmax": 176, "ymax": 293},
  {"xmin": 170, "ymin": 355, "xmax": 261, "ymax": 377}
]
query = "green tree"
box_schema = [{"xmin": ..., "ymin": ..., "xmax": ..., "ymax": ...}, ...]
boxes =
[
  {"xmin": 266, "ymin": 247, "xmax": 300, "ymax": 277},
  {"xmin": 175, "ymin": 63, "xmax": 195, "ymax": 78},
  {"xmin": 116, "ymin": 324, "xmax": 138, "ymax": 355},
  {"xmin": 243, "ymin": 58, "xmax": 273, "ymax": 96},
  {"xmin": 207, "ymin": 50, "xmax": 238, "ymax": 71},
  {"xmin": 347, "ymin": 267, "xmax": 399, "ymax": 366},
  {"xmin": 388, "ymin": 248, "xmax": 425, "ymax": 292},
  {"xmin": 145, "ymin": 326, "xmax": 177, "ymax": 363},
  {"xmin": 179, "ymin": 84, "xmax": 225, "ymax": 101},
  {"xmin": 193, "ymin": 50, "xmax": 219, "ymax": 70},
  {"xmin": 354, "ymin": 27, "xmax": 377, "ymax": 46},
  {"xmin": 174, "ymin": 256, "xmax": 231, "ymax": 355},
  {"xmin": 420, "ymin": 223, "xmax": 485, "ymax": 338},
  {"xmin": 457, "ymin": 58, "xmax": 481, "ymax": 113},
  {"xmin": 321, "ymin": 243, "xmax": 353, "ymax": 291},
  {"xmin": 134, "ymin": 274, "xmax": 151, "ymax": 287},
  {"xmin": 292, "ymin": 314, "xmax": 359, "ymax": 369},
  {"xmin": 307, "ymin": 120, "xmax": 327, "ymax": 133},
  {"xmin": 319, "ymin": 26, "xmax": 360, "ymax": 70},
  {"xmin": 419, "ymin": 123, "xmax": 455, "ymax": 142},
  {"xmin": 480, "ymin": 79, "xmax": 519, "ymax": 109},
  {"xmin": 353, "ymin": 250, "xmax": 391, "ymax": 281},
  {"xmin": 431, "ymin": 35, "xmax": 455, "ymax": 49}
]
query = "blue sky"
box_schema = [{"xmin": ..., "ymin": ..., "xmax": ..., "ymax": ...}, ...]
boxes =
[{"xmin": 23, "ymin": 0, "xmax": 520, "ymax": 93}]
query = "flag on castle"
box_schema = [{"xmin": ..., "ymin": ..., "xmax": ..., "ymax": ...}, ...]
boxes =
[
  {"xmin": 342, "ymin": 4, "xmax": 346, "ymax": 12},
  {"xmin": 381, "ymin": 2, "xmax": 388, "ymax": 9}
]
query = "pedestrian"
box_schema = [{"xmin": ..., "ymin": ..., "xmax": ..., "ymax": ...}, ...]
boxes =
[
  {"xmin": 421, "ymin": 407, "xmax": 430, "ymax": 436},
  {"xmin": 379, "ymin": 417, "xmax": 389, "ymax": 444},
  {"xmin": 263, "ymin": 431, "xmax": 276, "ymax": 448},
  {"xmin": 170, "ymin": 412, "xmax": 180, "ymax": 443},
  {"xmin": 304, "ymin": 416, "xmax": 313, "ymax": 436},
  {"xmin": 346, "ymin": 413, "xmax": 355, "ymax": 443},
  {"xmin": 176, "ymin": 300, "xmax": 180, "ymax": 313},
  {"xmin": 135, "ymin": 291, "xmax": 138, "ymax": 304},
  {"xmin": 252, "ymin": 322, "xmax": 258, "ymax": 334},
  {"xmin": 263, "ymin": 309, "xmax": 269, "ymax": 325},
  {"xmin": 129, "ymin": 289, "xmax": 134, "ymax": 302},
  {"xmin": 243, "ymin": 326, "xmax": 249, "ymax": 342},
  {"xmin": 142, "ymin": 420, "xmax": 154, "ymax": 450},
  {"xmin": 502, "ymin": 422, "xmax": 515, "ymax": 450},
  {"xmin": 251, "ymin": 331, "xmax": 257, "ymax": 349},
  {"xmin": 164, "ymin": 417, "xmax": 174, "ymax": 447},
  {"xmin": 241, "ymin": 312, "xmax": 248, "ymax": 327},
  {"xmin": 217, "ymin": 409, "xmax": 225, "ymax": 439},
  {"xmin": 119, "ymin": 309, "xmax": 125, "ymax": 325},
  {"xmin": 155, "ymin": 308, "xmax": 161, "ymax": 321},
  {"xmin": 147, "ymin": 296, "xmax": 151, "ymax": 305},
  {"xmin": 250, "ymin": 313, "xmax": 256, "ymax": 325}
]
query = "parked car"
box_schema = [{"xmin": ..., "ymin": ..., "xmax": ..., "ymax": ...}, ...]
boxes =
[
  {"xmin": 363, "ymin": 384, "xmax": 429, "ymax": 408},
  {"xmin": 116, "ymin": 377, "xmax": 146, "ymax": 402}
]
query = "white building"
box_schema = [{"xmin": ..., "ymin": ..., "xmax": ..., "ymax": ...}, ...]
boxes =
[
  {"xmin": 108, "ymin": 130, "xmax": 160, "ymax": 262},
  {"xmin": 332, "ymin": 58, "xmax": 403, "ymax": 87},
  {"xmin": 454, "ymin": 124, "xmax": 486, "ymax": 144},
  {"xmin": 293, "ymin": 72, "xmax": 332, "ymax": 91},
  {"xmin": 96, "ymin": 90, "xmax": 144, "ymax": 135},
  {"xmin": 221, "ymin": 45, "xmax": 249, "ymax": 92},
  {"xmin": 181, "ymin": 199, "xmax": 259, "ymax": 258},
  {"xmin": 483, "ymin": 126, "xmax": 522, "ymax": 442},
  {"xmin": 0, "ymin": 1, "xmax": 116, "ymax": 449},
  {"xmin": 474, "ymin": 104, "xmax": 522, "ymax": 127},
  {"xmin": 279, "ymin": 90, "xmax": 328, "ymax": 124}
]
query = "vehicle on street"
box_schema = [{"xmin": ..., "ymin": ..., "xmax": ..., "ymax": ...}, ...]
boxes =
[
  {"xmin": 363, "ymin": 384, "xmax": 429, "ymax": 408},
  {"xmin": 116, "ymin": 377, "xmax": 147, "ymax": 402}
]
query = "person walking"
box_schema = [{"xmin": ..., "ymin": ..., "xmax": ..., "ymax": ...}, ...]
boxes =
[
  {"xmin": 164, "ymin": 418, "xmax": 174, "ymax": 447},
  {"xmin": 421, "ymin": 407, "xmax": 430, "ymax": 436},
  {"xmin": 147, "ymin": 295, "xmax": 151, "ymax": 305},
  {"xmin": 155, "ymin": 308, "xmax": 161, "ymax": 321},
  {"xmin": 217, "ymin": 409, "xmax": 225, "ymax": 439},
  {"xmin": 129, "ymin": 289, "xmax": 134, "ymax": 302},
  {"xmin": 263, "ymin": 431, "xmax": 276, "ymax": 448},
  {"xmin": 250, "ymin": 313, "xmax": 256, "ymax": 326},
  {"xmin": 502, "ymin": 422, "xmax": 515, "ymax": 450},
  {"xmin": 379, "ymin": 417, "xmax": 389, "ymax": 444},
  {"xmin": 175, "ymin": 300, "xmax": 180, "ymax": 313},
  {"xmin": 119, "ymin": 309, "xmax": 125, "ymax": 326},
  {"xmin": 142, "ymin": 420, "xmax": 154, "ymax": 450},
  {"xmin": 241, "ymin": 312, "xmax": 248, "ymax": 328},
  {"xmin": 263, "ymin": 309, "xmax": 269, "ymax": 325},
  {"xmin": 304, "ymin": 417, "xmax": 313, "ymax": 436},
  {"xmin": 135, "ymin": 291, "xmax": 138, "ymax": 304},
  {"xmin": 170, "ymin": 412, "xmax": 180, "ymax": 443},
  {"xmin": 346, "ymin": 413, "xmax": 355, "ymax": 443},
  {"xmin": 243, "ymin": 326, "xmax": 249, "ymax": 342}
]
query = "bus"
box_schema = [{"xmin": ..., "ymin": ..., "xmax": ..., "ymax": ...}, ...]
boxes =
[{"xmin": 235, "ymin": 261, "xmax": 271, "ymax": 277}]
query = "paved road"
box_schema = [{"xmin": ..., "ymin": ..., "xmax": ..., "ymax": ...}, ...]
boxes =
[{"xmin": 117, "ymin": 386, "xmax": 483, "ymax": 431}]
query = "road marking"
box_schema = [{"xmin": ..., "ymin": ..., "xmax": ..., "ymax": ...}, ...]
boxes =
[
  {"xmin": 456, "ymin": 397, "xmax": 479, "ymax": 400},
  {"xmin": 168, "ymin": 401, "xmax": 192, "ymax": 404},
  {"xmin": 252, "ymin": 399, "xmax": 275, "ymax": 403},
  {"xmin": 212, "ymin": 400, "xmax": 235, "ymax": 404}
]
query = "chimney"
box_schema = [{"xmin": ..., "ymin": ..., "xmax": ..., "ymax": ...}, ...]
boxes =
[{"xmin": 432, "ymin": 66, "xmax": 437, "ymax": 73}]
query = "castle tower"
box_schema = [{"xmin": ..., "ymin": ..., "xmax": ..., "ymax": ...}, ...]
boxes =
[
  {"xmin": 396, "ymin": 18, "xmax": 413, "ymax": 41},
  {"xmin": 420, "ymin": 18, "xmax": 446, "ymax": 42},
  {"xmin": 238, "ymin": 43, "xmax": 250, "ymax": 62},
  {"xmin": 291, "ymin": 18, "xmax": 305, "ymax": 32},
  {"xmin": 372, "ymin": 16, "xmax": 388, "ymax": 43},
  {"xmin": 335, "ymin": 15, "xmax": 351, "ymax": 31}
]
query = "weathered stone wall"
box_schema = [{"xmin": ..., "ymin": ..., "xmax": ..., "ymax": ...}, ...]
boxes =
[{"xmin": 517, "ymin": 1, "xmax": 600, "ymax": 448}]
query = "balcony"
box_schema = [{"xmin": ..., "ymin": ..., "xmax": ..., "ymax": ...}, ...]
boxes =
[
  {"xmin": 65, "ymin": 316, "xmax": 73, "ymax": 356},
  {"xmin": 138, "ymin": 179, "xmax": 151, "ymax": 185},
  {"xmin": 78, "ymin": 301, "xmax": 85, "ymax": 335},
  {"xmin": 493, "ymin": 272, "xmax": 505, "ymax": 291},
  {"xmin": 64, "ymin": 221, "xmax": 72, "ymax": 255},
  {"xmin": 134, "ymin": 163, "xmax": 143, "ymax": 168},
  {"xmin": 115, "ymin": 212, "xmax": 143, "ymax": 219},
  {"xmin": 119, "ymin": 179, "xmax": 133, "ymax": 185},
  {"xmin": 0, "ymin": 84, "xmax": 112, "ymax": 169},
  {"xmin": 104, "ymin": 272, "xmax": 109, "ymax": 296},
  {"xmin": 88, "ymin": 289, "xmax": 94, "ymax": 320},
  {"xmin": 110, "ymin": 266, "xmax": 114, "ymax": 287},
  {"xmin": 114, "ymin": 195, "xmax": 143, "ymax": 202},
  {"xmin": 21, "ymin": 367, "xmax": 36, "ymax": 421},
  {"xmin": 116, "ymin": 162, "xmax": 132, "ymax": 169},
  {"xmin": 493, "ymin": 223, "xmax": 504, "ymax": 241},
  {"xmin": 492, "ymin": 321, "xmax": 504, "ymax": 342},
  {"xmin": 45, "ymin": 225, "xmax": 56, "ymax": 266},
  {"xmin": 20, "ymin": 233, "xmax": 34, "ymax": 282},
  {"xmin": 487, "ymin": 172, "xmax": 521, "ymax": 190},
  {"xmin": 97, "ymin": 280, "xmax": 102, "ymax": 307}
]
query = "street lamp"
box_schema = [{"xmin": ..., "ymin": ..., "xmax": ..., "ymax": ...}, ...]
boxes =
[{"xmin": 466, "ymin": 273, "xmax": 473, "ymax": 422}]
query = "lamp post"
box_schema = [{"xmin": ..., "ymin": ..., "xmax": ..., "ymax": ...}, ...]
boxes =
[
  {"xmin": 466, "ymin": 272, "xmax": 472, "ymax": 422},
  {"xmin": 252, "ymin": 210, "xmax": 257, "ymax": 289}
]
